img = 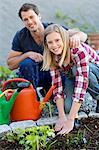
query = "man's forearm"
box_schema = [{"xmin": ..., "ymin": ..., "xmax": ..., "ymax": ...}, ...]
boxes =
[
  {"xmin": 7, "ymin": 53, "xmax": 28, "ymax": 70},
  {"xmin": 68, "ymin": 29, "xmax": 87, "ymax": 42},
  {"xmin": 77, "ymin": 31, "xmax": 87, "ymax": 42}
]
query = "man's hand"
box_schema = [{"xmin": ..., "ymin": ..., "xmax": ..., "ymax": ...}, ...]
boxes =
[
  {"xmin": 69, "ymin": 35, "xmax": 80, "ymax": 49},
  {"xmin": 27, "ymin": 51, "xmax": 43, "ymax": 62},
  {"xmin": 68, "ymin": 28, "xmax": 87, "ymax": 48}
]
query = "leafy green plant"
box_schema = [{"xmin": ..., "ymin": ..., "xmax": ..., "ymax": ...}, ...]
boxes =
[
  {"xmin": 3, "ymin": 125, "xmax": 55, "ymax": 150},
  {"xmin": 0, "ymin": 66, "xmax": 17, "ymax": 87},
  {"xmin": 2, "ymin": 125, "xmax": 94, "ymax": 149}
]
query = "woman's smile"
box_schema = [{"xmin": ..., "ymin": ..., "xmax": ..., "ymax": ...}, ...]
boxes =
[{"xmin": 46, "ymin": 32, "xmax": 63, "ymax": 55}]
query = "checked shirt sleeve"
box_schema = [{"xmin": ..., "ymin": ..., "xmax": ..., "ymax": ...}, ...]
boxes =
[
  {"xmin": 50, "ymin": 68, "xmax": 64, "ymax": 102},
  {"xmin": 71, "ymin": 46, "xmax": 89, "ymax": 102}
]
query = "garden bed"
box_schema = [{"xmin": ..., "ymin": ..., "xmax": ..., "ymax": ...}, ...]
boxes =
[{"xmin": 0, "ymin": 117, "xmax": 98, "ymax": 150}]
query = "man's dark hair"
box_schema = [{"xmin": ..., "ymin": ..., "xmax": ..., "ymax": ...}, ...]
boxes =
[{"xmin": 18, "ymin": 3, "xmax": 39, "ymax": 19}]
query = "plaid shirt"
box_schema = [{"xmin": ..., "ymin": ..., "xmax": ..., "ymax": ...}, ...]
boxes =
[{"xmin": 50, "ymin": 43, "xmax": 99, "ymax": 103}]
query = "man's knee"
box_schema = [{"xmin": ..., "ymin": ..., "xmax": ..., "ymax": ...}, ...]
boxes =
[{"xmin": 19, "ymin": 58, "xmax": 38, "ymax": 68}]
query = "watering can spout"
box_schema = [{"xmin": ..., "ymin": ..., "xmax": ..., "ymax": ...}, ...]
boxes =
[
  {"xmin": 37, "ymin": 85, "xmax": 56, "ymax": 104},
  {"xmin": 38, "ymin": 85, "xmax": 56, "ymax": 110},
  {"xmin": 43, "ymin": 85, "xmax": 55, "ymax": 103}
]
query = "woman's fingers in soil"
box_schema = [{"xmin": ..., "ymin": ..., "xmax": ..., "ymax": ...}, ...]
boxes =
[
  {"xmin": 57, "ymin": 126, "xmax": 72, "ymax": 135},
  {"xmin": 54, "ymin": 122, "xmax": 63, "ymax": 132}
]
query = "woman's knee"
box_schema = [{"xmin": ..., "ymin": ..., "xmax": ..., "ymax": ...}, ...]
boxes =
[
  {"xmin": 64, "ymin": 97, "xmax": 72, "ymax": 114},
  {"xmin": 88, "ymin": 64, "xmax": 99, "ymax": 99},
  {"xmin": 64, "ymin": 78, "xmax": 74, "ymax": 114}
]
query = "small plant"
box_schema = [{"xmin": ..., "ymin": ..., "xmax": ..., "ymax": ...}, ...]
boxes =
[
  {"xmin": 65, "ymin": 129, "xmax": 87, "ymax": 148},
  {"xmin": 43, "ymin": 102, "xmax": 57, "ymax": 117},
  {"xmin": 0, "ymin": 66, "xmax": 17, "ymax": 87},
  {"xmin": 3, "ymin": 125, "xmax": 55, "ymax": 150}
]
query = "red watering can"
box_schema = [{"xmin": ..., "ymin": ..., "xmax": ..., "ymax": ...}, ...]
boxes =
[{"xmin": 2, "ymin": 78, "xmax": 55, "ymax": 121}]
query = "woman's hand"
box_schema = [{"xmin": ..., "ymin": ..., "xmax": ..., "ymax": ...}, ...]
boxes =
[
  {"xmin": 57, "ymin": 117, "xmax": 75, "ymax": 135},
  {"xmin": 55, "ymin": 98, "xmax": 81, "ymax": 135},
  {"xmin": 55, "ymin": 116, "xmax": 67, "ymax": 132}
]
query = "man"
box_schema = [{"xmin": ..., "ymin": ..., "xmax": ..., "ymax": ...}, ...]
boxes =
[{"xmin": 7, "ymin": 3, "xmax": 87, "ymax": 91}]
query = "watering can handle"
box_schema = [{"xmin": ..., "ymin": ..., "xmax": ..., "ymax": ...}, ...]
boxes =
[
  {"xmin": 2, "ymin": 78, "xmax": 33, "ymax": 92},
  {"xmin": 0, "ymin": 89, "xmax": 14, "ymax": 98}
]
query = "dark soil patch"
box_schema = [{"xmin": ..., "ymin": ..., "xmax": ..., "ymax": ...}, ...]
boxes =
[
  {"xmin": 0, "ymin": 117, "xmax": 99, "ymax": 150},
  {"xmin": 0, "ymin": 140, "xmax": 24, "ymax": 150},
  {"xmin": 49, "ymin": 117, "xmax": 99, "ymax": 150}
]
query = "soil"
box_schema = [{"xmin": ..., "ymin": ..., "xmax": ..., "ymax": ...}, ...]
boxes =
[{"xmin": 0, "ymin": 117, "xmax": 99, "ymax": 150}]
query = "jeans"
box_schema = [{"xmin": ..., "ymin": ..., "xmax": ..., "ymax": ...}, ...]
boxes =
[
  {"xmin": 63, "ymin": 63, "xmax": 99, "ymax": 113},
  {"xmin": 17, "ymin": 58, "xmax": 51, "ymax": 91},
  {"xmin": 87, "ymin": 63, "xmax": 99, "ymax": 99}
]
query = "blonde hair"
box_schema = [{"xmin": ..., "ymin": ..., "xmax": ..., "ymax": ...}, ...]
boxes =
[{"xmin": 42, "ymin": 24, "xmax": 70, "ymax": 71}]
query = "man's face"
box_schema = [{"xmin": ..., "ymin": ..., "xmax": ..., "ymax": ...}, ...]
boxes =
[{"xmin": 21, "ymin": 9, "xmax": 41, "ymax": 32}]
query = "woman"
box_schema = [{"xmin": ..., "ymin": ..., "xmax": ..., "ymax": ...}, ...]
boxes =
[{"xmin": 42, "ymin": 24, "xmax": 99, "ymax": 134}]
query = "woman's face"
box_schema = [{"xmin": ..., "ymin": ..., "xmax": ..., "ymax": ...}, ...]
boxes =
[{"xmin": 46, "ymin": 32, "xmax": 64, "ymax": 55}]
